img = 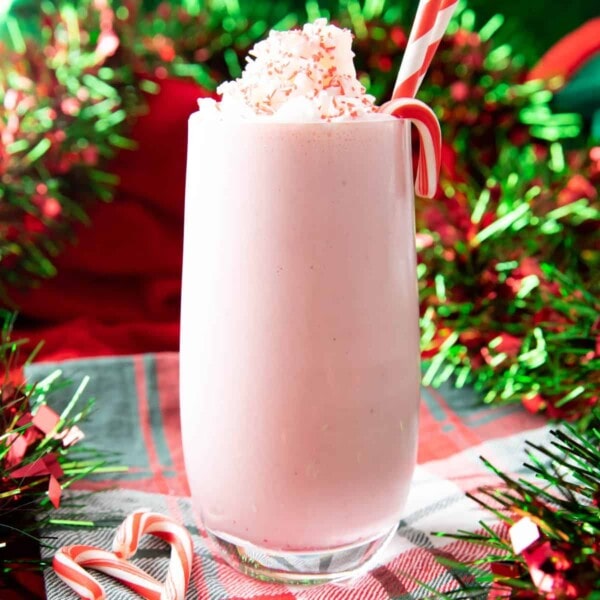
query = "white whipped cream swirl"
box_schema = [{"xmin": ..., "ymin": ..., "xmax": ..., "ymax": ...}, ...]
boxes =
[{"xmin": 197, "ymin": 19, "xmax": 378, "ymax": 122}]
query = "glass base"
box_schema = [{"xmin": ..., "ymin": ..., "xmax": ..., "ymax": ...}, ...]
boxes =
[{"xmin": 206, "ymin": 524, "xmax": 397, "ymax": 585}]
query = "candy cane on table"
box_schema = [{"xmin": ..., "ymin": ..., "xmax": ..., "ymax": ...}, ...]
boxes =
[
  {"xmin": 113, "ymin": 510, "xmax": 193, "ymax": 600},
  {"xmin": 393, "ymin": 0, "xmax": 459, "ymax": 99},
  {"xmin": 53, "ymin": 510, "xmax": 193, "ymax": 600},
  {"xmin": 378, "ymin": 97, "xmax": 441, "ymax": 198},
  {"xmin": 53, "ymin": 545, "xmax": 163, "ymax": 600}
]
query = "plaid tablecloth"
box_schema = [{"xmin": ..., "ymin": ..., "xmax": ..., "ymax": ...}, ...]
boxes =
[{"xmin": 26, "ymin": 353, "xmax": 549, "ymax": 599}]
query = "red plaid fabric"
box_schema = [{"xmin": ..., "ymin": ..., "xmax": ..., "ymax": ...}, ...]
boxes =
[{"xmin": 26, "ymin": 353, "xmax": 549, "ymax": 599}]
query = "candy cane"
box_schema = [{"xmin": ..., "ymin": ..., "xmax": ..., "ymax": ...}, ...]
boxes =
[
  {"xmin": 393, "ymin": 0, "xmax": 459, "ymax": 98},
  {"xmin": 53, "ymin": 510, "xmax": 193, "ymax": 600},
  {"xmin": 379, "ymin": 97, "xmax": 441, "ymax": 198},
  {"xmin": 113, "ymin": 510, "xmax": 193, "ymax": 600},
  {"xmin": 53, "ymin": 545, "xmax": 162, "ymax": 600}
]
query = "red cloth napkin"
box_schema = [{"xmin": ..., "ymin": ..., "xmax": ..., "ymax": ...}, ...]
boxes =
[
  {"xmin": 27, "ymin": 353, "xmax": 547, "ymax": 600},
  {"xmin": 13, "ymin": 77, "xmax": 208, "ymax": 362}
]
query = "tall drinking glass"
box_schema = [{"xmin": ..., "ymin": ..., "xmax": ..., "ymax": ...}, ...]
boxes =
[{"xmin": 180, "ymin": 114, "xmax": 420, "ymax": 583}]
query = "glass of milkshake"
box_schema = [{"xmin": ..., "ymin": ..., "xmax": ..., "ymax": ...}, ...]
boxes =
[{"xmin": 180, "ymin": 19, "xmax": 422, "ymax": 583}]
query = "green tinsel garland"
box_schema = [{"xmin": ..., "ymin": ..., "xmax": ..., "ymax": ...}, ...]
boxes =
[
  {"xmin": 418, "ymin": 141, "xmax": 600, "ymax": 424},
  {"xmin": 0, "ymin": 0, "xmax": 598, "ymax": 424}
]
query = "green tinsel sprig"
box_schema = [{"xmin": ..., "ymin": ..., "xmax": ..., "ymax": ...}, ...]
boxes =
[
  {"xmin": 0, "ymin": 312, "xmax": 123, "ymax": 577},
  {"xmin": 435, "ymin": 411, "xmax": 600, "ymax": 598}
]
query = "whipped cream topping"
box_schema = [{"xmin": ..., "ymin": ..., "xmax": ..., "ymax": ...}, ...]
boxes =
[{"xmin": 197, "ymin": 19, "xmax": 378, "ymax": 122}]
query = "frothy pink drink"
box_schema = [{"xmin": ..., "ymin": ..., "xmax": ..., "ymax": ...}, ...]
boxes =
[{"xmin": 181, "ymin": 20, "xmax": 420, "ymax": 583}]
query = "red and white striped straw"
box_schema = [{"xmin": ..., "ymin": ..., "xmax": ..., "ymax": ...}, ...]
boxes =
[
  {"xmin": 383, "ymin": 0, "xmax": 457, "ymax": 197},
  {"xmin": 415, "ymin": 0, "xmax": 460, "ymax": 92},
  {"xmin": 393, "ymin": 0, "xmax": 459, "ymax": 98}
]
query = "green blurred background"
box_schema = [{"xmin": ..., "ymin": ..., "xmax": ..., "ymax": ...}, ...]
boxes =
[
  {"xmin": 4, "ymin": 0, "xmax": 599, "ymax": 65},
  {"xmin": 439, "ymin": 0, "xmax": 598, "ymax": 61}
]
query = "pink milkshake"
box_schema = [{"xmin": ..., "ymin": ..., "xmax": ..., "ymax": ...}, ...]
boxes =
[{"xmin": 180, "ymin": 20, "xmax": 420, "ymax": 582}]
